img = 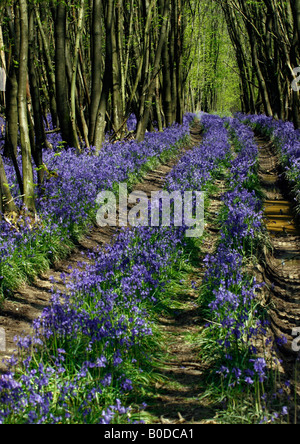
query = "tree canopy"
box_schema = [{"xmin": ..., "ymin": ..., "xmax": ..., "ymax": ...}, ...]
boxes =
[{"xmin": 1, "ymin": 0, "xmax": 300, "ymax": 215}]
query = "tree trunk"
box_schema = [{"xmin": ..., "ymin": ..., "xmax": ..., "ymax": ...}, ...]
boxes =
[
  {"xmin": 175, "ymin": 0, "xmax": 184, "ymax": 124},
  {"xmin": 161, "ymin": 4, "xmax": 173, "ymax": 127},
  {"xmin": 70, "ymin": 0, "xmax": 85, "ymax": 152},
  {"xmin": 4, "ymin": 67, "xmax": 18, "ymax": 159},
  {"xmin": 126, "ymin": 0, "xmax": 155, "ymax": 117},
  {"xmin": 4, "ymin": 4, "xmax": 19, "ymax": 159},
  {"xmin": 18, "ymin": 0, "xmax": 36, "ymax": 214},
  {"xmin": 89, "ymin": 0, "xmax": 103, "ymax": 146},
  {"xmin": 246, "ymin": 25, "xmax": 273, "ymax": 116},
  {"xmin": 55, "ymin": 2, "xmax": 76, "ymax": 147},
  {"xmin": 136, "ymin": 0, "xmax": 170, "ymax": 142},
  {"xmin": 94, "ymin": 0, "xmax": 114, "ymax": 152},
  {"xmin": 35, "ymin": 4, "xmax": 58, "ymax": 127},
  {"xmin": 291, "ymin": 0, "xmax": 300, "ymax": 44},
  {"xmin": 110, "ymin": 4, "xmax": 123, "ymax": 135},
  {"xmin": 29, "ymin": 5, "xmax": 46, "ymax": 185}
]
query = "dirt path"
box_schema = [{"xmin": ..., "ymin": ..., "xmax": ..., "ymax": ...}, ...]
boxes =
[
  {"xmin": 0, "ymin": 122, "xmax": 203, "ymax": 373},
  {"xmin": 256, "ymin": 137, "xmax": 300, "ymax": 371},
  {"xmin": 145, "ymin": 179, "xmax": 226, "ymax": 424}
]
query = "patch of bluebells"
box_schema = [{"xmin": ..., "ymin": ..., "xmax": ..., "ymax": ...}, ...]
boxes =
[
  {"xmin": 0, "ymin": 114, "xmax": 194, "ymax": 291},
  {"xmin": 203, "ymin": 118, "xmax": 272, "ymax": 389},
  {"xmin": 1, "ymin": 113, "xmax": 290, "ymax": 422},
  {"xmin": 226, "ymin": 117, "xmax": 260, "ymax": 186},
  {"xmin": 0, "ymin": 114, "xmax": 197, "ymax": 423},
  {"xmin": 0, "ymin": 113, "xmax": 230, "ymax": 424},
  {"xmin": 39, "ymin": 113, "xmax": 194, "ymax": 231},
  {"xmin": 165, "ymin": 116, "xmax": 274, "ymax": 393},
  {"xmin": 166, "ymin": 114, "xmax": 231, "ymax": 193},
  {"xmin": 126, "ymin": 114, "xmax": 137, "ymax": 132}
]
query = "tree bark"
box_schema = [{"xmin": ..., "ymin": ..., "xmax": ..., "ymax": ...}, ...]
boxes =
[
  {"xmin": 4, "ymin": 4, "xmax": 19, "ymax": 159},
  {"xmin": 161, "ymin": 3, "xmax": 173, "ymax": 127},
  {"xmin": 94, "ymin": 0, "xmax": 114, "ymax": 152},
  {"xmin": 110, "ymin": 3, "xmax": 123, "ymax": 135},
  {"xmin": 291, "ymin": 0, "xmax": 300, "ymax": 45},
  {"xmin": 136, "ymin": 0, "xmax": 170, "ymax": 141},
  {"xmin": 29, "ymin": 5, "xmax": 47, "ymax": 185},
  {"xmin": 18, "ymin": 0, "xmax": 36, "ymax": 214},
  {"xmin": 55, "ymin": 2, "xmax": 76, "ymax": 148},
  {"xmin": 89, "ymin": 0, "xmax": 103, "ymax": 146},
  {"xmin": 35, "ymin": 4, "xmax": 58, "ymax": 127},
  {"xmin": 70, "ymin": 0, "xmax": 85, "ymax": 152},
  {"xmin": 4, "ymin": 67, "xmax": 18, "ymax": 159},
  {"xmin": 126, "ymin": 0, "xmax": 155, "ymax": 117},
  {"xmin": 175, "ymin": 0, "xmax": 184, "ymax": 124}
]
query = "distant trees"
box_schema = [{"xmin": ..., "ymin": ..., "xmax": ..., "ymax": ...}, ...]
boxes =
[
  {"xmin": 184, "ymin": 0, "xmax": 240, "ymax": 115},
  {"xmin": 219, "ymin": 0, "xmax": 300, "ymax": 128}
]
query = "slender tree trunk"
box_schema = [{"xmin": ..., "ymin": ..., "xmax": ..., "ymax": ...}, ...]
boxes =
[
  {"xmin": 55, "ymin": 2, "xmax": 76, "ymax": 147},
  {"xmin": 35, "ymin": 5, "xmax": 58, "ymax": 127},
  {"xmin": 29, "ymin": 6, "xmax": 46, "ymax": 185},
  {"xmin": 70, "ymin": 0, "xmax": 85, "ymax": 152},
  {"xmin": 248, "ymin": 29, "xmax": 273, "ymax": 116},
  {"xmin": 161, "ymin": 6, "xmax": 173, "ymax": 127},
  {"xmin": 221, "ymin": 1, "xmax": 253, "ymax": 113},
  {"xmin": 136, "ymin": 0, "xmax": 170, "ymax": 141},
  {"xmin": 155, "ymin": 75, "xmax": 163, "ymax": 131},
  {"xmin": 4, "ymin": 4, "xmax": 19, "ymax": 159},
  {"xmin": 89, "ymin": 0, "xmax": 103, "ymax": 146},
  {"xmin": 175, "ymin": 0, "xmax": 184, "ymax": 124},
  {"xmin": 126, "ymin": 0, "xmax": 156, "ymax": 115},
  {"xmin": 291, "ymin": 0, "xmax": 300, "ymax": 44},
  {"xmin": 116, "ymin": 0, "xmax": 126, "ymax": 124},
  {"xmin": 94, "ymin": 0, "xmax": 114, "ymax": 152},
  {"xmin": 110, "ymin": 5, "xmax": 123, "ymax": 135},
  {"xmin": 0, "ymin": 25, "xmax": 6, "ymax": 109},
  {"xmin": 290, "ymin": 0, "xmax": 300, "ymax": 127},
  {"xmin": 4, "ymin": 57, "xmax": 23, "ymax": 195},
  {"xmin": 4, "ymin": 67, "xmax": 18, "ymax": 158},
  {"xmin": 18, "ymin": 0, "xmax": 36, "ymax": 214}
]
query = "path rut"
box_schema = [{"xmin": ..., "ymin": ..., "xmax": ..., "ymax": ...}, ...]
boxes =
[
  {"xmin": 145, "ymin": 178, "xmax": 226, "ymax": 424},
  {"xmin": 256, "ymin": 137, "xmax": 300, "ymax": 370}
]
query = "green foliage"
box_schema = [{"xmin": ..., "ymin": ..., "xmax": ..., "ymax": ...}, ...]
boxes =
[{"xmin": 184, "ymin": 0, "xmax": 240, "ymax": 114}]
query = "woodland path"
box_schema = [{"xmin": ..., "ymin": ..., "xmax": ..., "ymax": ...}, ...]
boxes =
[
  {"xmin": 144, "ymin": 177, "xmax": 226, "ymax": 424},
  {"xmin": 0, "ymin": 123, "xmax": 203, "ymax": 375},
  {"xmin": 256, "ymin": 137, "xmax": 300, "ymax": 375}
]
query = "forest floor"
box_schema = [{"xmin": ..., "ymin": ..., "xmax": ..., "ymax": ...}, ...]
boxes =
[
  {"xmin": 0, "ymin": 121, "xmax": 226, "ymax": 423},
  {"xmin": 1, "ymin": 124, "xmax": 300, "ymax": 423},
  {"xmin": 0, "ymin": 123, "xmax": 204, "ymax": 374}
]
